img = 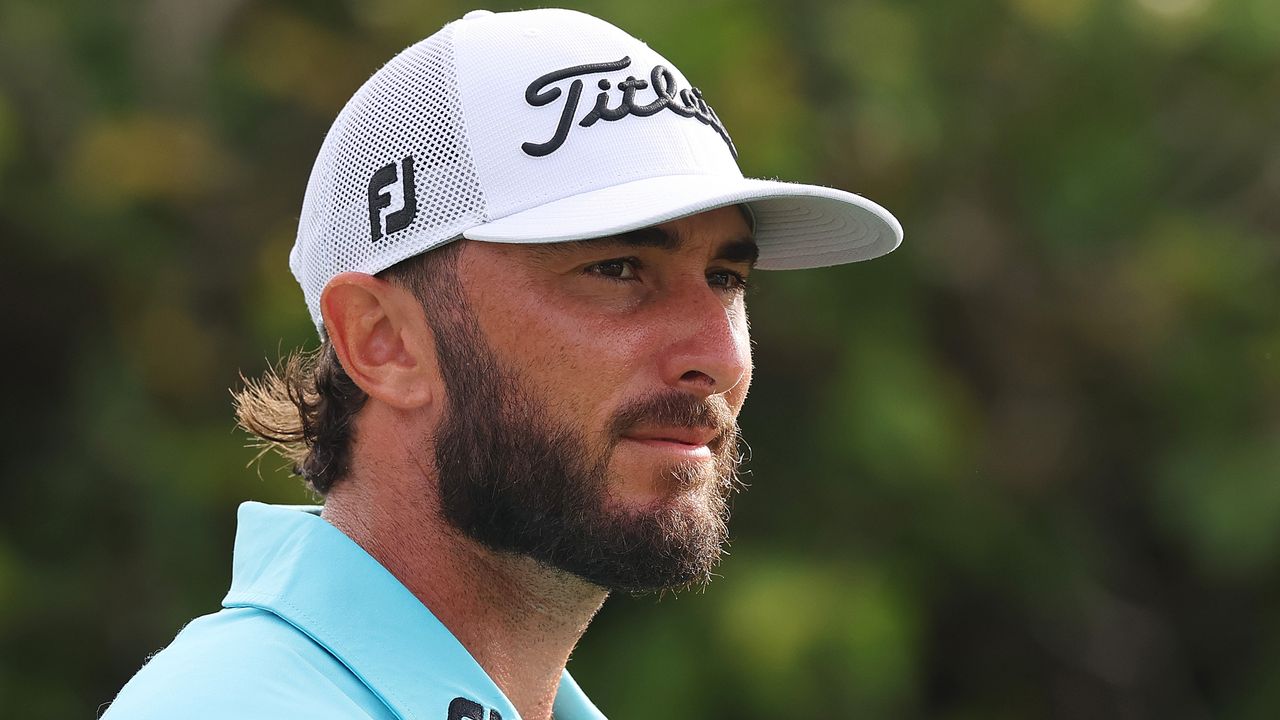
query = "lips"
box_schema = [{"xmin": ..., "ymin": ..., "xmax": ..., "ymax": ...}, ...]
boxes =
[
  {"xmin": 625, "ymin": 426, "xmax": 717, "ymax": 446},
  {"xmin": 621, "ymin": 426, "xmax": 720, "ymax": 451}
]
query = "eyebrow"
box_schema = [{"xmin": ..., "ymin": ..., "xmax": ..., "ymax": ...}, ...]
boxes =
[{"xmin": 533, "ymin": 226, "xmax": 760, "ymax": 266}]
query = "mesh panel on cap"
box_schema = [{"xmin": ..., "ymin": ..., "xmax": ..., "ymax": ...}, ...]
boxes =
[{"xmin": 291, "ymin": 25, "xmax": 488, "ymax": 331}]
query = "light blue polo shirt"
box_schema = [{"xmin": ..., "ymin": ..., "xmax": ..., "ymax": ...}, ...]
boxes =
[{"xmin": 102, "ymin": 502, "xmax": 606, "ymax": 720}]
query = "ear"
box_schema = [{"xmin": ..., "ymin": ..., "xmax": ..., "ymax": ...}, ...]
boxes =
[{"xmin": 319, "ymin": 272, "xmax": 437, "ymax": 410}]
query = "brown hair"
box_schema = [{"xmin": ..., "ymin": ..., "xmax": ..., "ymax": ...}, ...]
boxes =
[{"xmin": 234, "ymin": 241, "xmax": 464, "ymax": 494}]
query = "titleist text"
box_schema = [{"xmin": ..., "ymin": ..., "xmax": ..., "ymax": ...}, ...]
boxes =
[{"xmin": 520, "ymin": 56, "xmax": 737, "ymax": 159}]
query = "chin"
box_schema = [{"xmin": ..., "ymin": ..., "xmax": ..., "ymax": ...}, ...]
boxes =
[
  {"xmin": 607, "ymin": 455, "xmax": 720, "ymax": 508},
  {"xmin": 568, "ymin": 459, "xmax": 735, "ymax": 594}
]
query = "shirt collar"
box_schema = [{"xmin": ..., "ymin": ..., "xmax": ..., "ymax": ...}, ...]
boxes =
[{"xmin": 222, "ymin": 502, "xmax": 606, "ymax": 720}]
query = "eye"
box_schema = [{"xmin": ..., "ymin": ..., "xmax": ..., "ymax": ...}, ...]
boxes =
[
  {"xmin": 707, "ymin": 269, "xmax": 750, "ymax": 292},
  {"xmin": 585, "ymin": 258, "xmax": 640, "ymax": 280}
]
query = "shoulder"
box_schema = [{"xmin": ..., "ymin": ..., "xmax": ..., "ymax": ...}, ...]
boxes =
[{"xmin": 100, "ymin": 607, "xmax": 395, "ymax": 720}]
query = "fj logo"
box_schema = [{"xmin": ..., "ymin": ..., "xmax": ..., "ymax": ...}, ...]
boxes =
[
  {"xmin": 367, "ymin": 154, "xmax": 417, "ymax": 242},
  {"xmin": 447, "ymin": 697, "xmax": 502, "ymax": 720}
]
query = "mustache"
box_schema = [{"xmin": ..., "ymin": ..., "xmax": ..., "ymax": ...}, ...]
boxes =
[{"xmin": 608, "ymin": 391, "xmax": 738, "ymax": 450}]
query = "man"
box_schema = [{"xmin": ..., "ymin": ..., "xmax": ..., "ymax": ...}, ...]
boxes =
[{"xmin": 103, "ymin": 8, "xmax": 901, "ymax": 720}]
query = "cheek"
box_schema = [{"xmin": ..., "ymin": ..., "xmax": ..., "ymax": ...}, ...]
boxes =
[
  {"xmin": 731, "ymin": 352, "xmax": 753, "ymax": 413},
  {"xmin": 476, "ymin": 289, "xmax": 646, "ymax": 423},
  {"xmin": 522, "ymin": 300, "xmax": 646, "ymax": 373},
  {"xmin": 729, "ymin": 306, "xmax": 753, "ymax": 402}
]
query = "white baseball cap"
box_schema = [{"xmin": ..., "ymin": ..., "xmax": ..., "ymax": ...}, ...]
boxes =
[{"xmin": 291, "ymin": 7, "xmax": 903, "ymax": 331}]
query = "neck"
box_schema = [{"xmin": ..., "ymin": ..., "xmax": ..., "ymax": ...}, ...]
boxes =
[{"xmin": 321, "ymin": 456, "xmax": 607, "ymax": 720}]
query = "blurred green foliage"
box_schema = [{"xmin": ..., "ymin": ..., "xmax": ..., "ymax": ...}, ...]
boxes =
[{"xmin": 1, "ymin": 0, "xmax": 1277, "ymax": 717}]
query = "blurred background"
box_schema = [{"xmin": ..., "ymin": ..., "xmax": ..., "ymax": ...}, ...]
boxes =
[{"xmin": 1, "ymin": 0, "xmax": 1277, "ymax": 717}]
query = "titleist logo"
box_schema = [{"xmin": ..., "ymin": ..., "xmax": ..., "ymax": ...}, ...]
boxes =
[{"xmin": 520, "ymin": 56, "xmax": 736, "ymax": 159}]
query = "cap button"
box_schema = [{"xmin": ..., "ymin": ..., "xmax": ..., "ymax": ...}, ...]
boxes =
[{"xmin": 463, "ymin": 10, "xmax": 494, "ymax": 19}]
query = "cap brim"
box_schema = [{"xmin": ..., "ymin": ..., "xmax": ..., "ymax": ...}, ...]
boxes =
[{"xmin": 462, "ymin": 174, "xmax": 903, "ymax": 270}]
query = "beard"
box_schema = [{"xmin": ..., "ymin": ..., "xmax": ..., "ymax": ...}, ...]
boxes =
[{"xmin": 428, "ymin": 299, "xmax": 744, "ymax": 594}]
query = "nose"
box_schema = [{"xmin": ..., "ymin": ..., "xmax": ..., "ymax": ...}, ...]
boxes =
[{"xmin": 656, "ymin": 282, "xmax": 751, "ymax": 397}]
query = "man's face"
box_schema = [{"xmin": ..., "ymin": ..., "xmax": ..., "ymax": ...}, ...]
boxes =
[{"xmin": 427, "ymin": 206, "xmax": 756, "ymax": 593}]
